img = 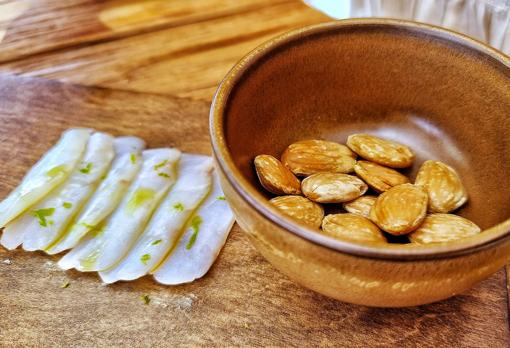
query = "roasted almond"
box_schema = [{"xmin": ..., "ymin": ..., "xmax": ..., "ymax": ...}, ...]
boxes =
[
  {"xmin": 254, "ymin": 155, "xmax": 301, "ymax": 195},
  {"xmin": 346, "ymin": 134, "xmax": 414, "ymax": 168},
  {"xmin": 415, "ymin": 160, "xmax": 468, "ymax": 213},
  {"xmin": 409, "ymin": 213, "xmax": 481, "ymax": 244},
  {"xmin": 321, "ymin": 213, "xmax": 386, "ymax": 243},
  {"xmin": 269, "ymin": 195, "xmax": 324, "ymax": 229},
  {"xmin": 281, "ymin": 139, "xmax": 356, "ymax": 176},
  {"xmin": 342, "ymin": 195, "xmax": 377, "ymax": 219},
  {"xmin": 354, "ymin": 160, "xmax": 409, "ymax": 192},
  {"xmin": 370, "ymin": 184, "xmax": 428, "ymax": 235},
  {"xmin": 301, "ymin": 173, "xmax": 368, "ymax": 203}
]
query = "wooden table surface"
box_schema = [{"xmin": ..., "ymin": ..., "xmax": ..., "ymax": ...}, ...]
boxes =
[{"xmin": 0, "ymin": 1, "xmax": 509, "ymax": 347}]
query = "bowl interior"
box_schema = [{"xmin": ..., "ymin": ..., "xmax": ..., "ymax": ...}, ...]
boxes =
[{"xmin": 221, "ymin": 22, "xmax": 510, "ymax": 241}]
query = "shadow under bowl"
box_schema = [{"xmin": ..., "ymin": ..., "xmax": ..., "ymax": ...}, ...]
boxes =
[{"xmin": 210, "ymin": 19, "xmax": 510, "ymax": 307}]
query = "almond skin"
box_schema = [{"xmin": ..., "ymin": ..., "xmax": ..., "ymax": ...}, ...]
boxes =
[
  {"xmin": 301, "ymin": 173, "xmax": 368, "ymax": 203},
  {"xmin": 370, "ymin": 184, "xmax": 428, "ymax": 235},
  {"xmin": 415, "ymin": 160, "xmax": 468, "ymax": 213},
  {"xmin": 354, "ymin": 160, "xmax": 409, "ymax": 193},
  {"xmin": 254, "ymin": 155, "xmax": 301, "ymax": 195},
  {"xmin": 321, "ymin": 213, "xmax": 386, "ymax": 243},
  {"xmin": 342, "ymin": 195, "xmax": 377, "ymax": 219},
  {"xmin": 409, "ymin": 213, "xmax": 481, "ymax": 244},
  {"xmin": 281, "ymin": 139, "xmax": 356, "ymax": 176},
  {"xmin": 346, "ymin": 134, "xmax": 414, "ymax": 168},
  {"xmin": 269, "ymin": 195, "xmax": 324, "ymax": 229}
]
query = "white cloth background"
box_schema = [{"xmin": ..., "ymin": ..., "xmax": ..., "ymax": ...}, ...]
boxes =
[{"xmin": 304, "ymin": 0, "xmax": 510, "ymax": 55}]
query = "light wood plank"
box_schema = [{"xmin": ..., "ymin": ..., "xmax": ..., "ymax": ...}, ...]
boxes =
[
  {"xmin": 0, "ymin": 1, "xmax": 330, "ymax": 100},
  {"xmin": 0, "ymin": 0, "xmax": 294, "ymax": 62}
]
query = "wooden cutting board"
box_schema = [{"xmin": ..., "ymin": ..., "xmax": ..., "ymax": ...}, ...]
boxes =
[{"xmin": 0, "ymin": 74, "xmax": 508, "ymax": 347}]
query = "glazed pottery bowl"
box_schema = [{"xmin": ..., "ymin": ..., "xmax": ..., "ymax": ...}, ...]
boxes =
[{"xmin": 210, "ymin": 19, "xmax": 510, "ymax": 307}]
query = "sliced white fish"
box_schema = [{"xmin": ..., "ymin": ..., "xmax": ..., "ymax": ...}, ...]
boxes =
[
  {"xmin": 0, "ymin": 128, "xmax": 91, "ymax": 232},
  {"xmin": 113, "ymin": 136, "xmax": 146, "ymax": 155},
  {"xmin": 7, "ymin": 132, "xmax": 114, "ymax": 252},
  {"xmin": 99, "ymin": 154, "xmax": 214, "ymax": 284},
  {"xmin": 153, "ymin": 171, "xmax": 234, "ymax": 285},
  {"xmin": 58, "ymin": 148, "xmax": 181, "ymax": 272},
  {"xmin": 47, "ymin": 136, "xmax": 145, "ymax": 254}
]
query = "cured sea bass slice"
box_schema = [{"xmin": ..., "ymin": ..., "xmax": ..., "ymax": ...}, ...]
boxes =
[
  {"xmin": 99, "ymin": 154, "xmax": 214, "ymax": 284},
  {"xmin": 47, "ymin": 136, "xmax": 145, "ymax": 254},
  {"xmin": 5, "ymin": 132, "xmax": 116, "ymax": 251},
  {"xmin": 0, "ymin": 128, "xmax": 91, "ymax": 234},
  {"xmin": 153, "ymin": 171, "xmax": 234, "ymax": 285},
  {"xmin": 58, "ymin": 148, "xmax": 181, "ymax": 272}
]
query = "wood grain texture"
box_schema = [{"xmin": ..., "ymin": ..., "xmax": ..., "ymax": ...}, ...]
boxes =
[
  {"xmin": 0, "ymin": 74, "xmax": 508, "ymax": 347},
  {"xmin": 0, "ymin": 0, "xmax": 329, "ymax": 101},
  {"xmin": 0, "ymin": 0, "xmax": 290, "ymax": 62}
]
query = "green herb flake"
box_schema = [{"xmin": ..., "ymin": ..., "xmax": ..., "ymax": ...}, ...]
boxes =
[
  {"xmin": 61, "ymin": 280, "xmax": 70, "ymax": 288},
  {"xmin": 186, "ymin": 215, "xmax": 203, "ymax": 250},
  {"xmin": 217, "ymin": 196, "xmax": 226, "ymax": 201},
  {"xmin": 33, "ymin": 208, "xmax": 56, "ymax": 227},
  {"xmin": 173, "ymin": 202, "xmax": 184, "ymax": 212},
  {"xmin": 80, "ymin": 222, "xmax": 96, "ymax": 229},
  {"xmin": 127, "ymin": 188, "xmax": 155, "ymax": 212},
  {"xmin": 130, "ymin": 153, "xmax": 137, "ymax": 164},
  {"xmin": 151, "ymin": 239, "xmax": 163, "ymax": 246},
  {"xmin": 79, "ymin": 162, "xmax": 93, "ymax": 174},
  {"xmin": 62, "ymin": 202, "xmax": 73, "ymax": 209},
  {"xmin": 46, "ymin": 165, "xmax": 67, "ymax": 178},
  {"xmin": 140, "ymin": 294, "xmax": 151, "ymax": 305},
  {"xmin": 153, "ymin": 160, "xmax": 168, "ymax": 171},
  {"xmin": 90, "ymin": 226, "xmax": 105, "ymax": 238},
  {"xmin": 158, "ymin": 172, "xmax": 170, "ymax": 178},
  {"xmin": 79, "ymin": 249, "xmax": 100, "ymax": 270},
  {"xmin": 140, "ymin": 253, "xmax": 151, "ymax": 265}
]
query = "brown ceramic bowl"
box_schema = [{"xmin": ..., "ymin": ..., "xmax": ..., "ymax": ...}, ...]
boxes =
[{"xmin": 210, "ymin": 19, "xmax": 510, "ymax": 307}]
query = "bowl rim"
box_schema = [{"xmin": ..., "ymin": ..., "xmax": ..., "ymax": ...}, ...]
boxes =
[{"xmin": 209, "ymin": 18, "xmax": 510, "ymax": 261}]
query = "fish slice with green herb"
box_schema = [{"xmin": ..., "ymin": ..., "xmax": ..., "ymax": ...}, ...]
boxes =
[
  {"xmin": 10, "ymin": 132, "xmax": 115, "ymax": 251},
  {"xmin": 153, "ymin": 171, "xmax": 234, "ymax": 285},
  {"xmin": 0, "ymin": 128, "xmax": 91, "ymax": 227},
  {"xmin": 58, "ymin": 148, "xmax": 180, "ymax": 272},
  {"xmin": 0, "ymin": 128, "xmax": 92, "ymax": 249},
  {"xmin": 99, "ymin": 154, "xmax": 213, "ymax": 284},
  {"xmin": 47, "ymin": 136, "xmax": 145, "ymax": 254},
  {"xmin": 111, "ymin": 136, "xmax": 146, "ymax": 155}
]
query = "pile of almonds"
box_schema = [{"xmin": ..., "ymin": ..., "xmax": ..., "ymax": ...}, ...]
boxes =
[{"xmin": 254, "ymin": 134, "xmax": 481, "ymax": 245}]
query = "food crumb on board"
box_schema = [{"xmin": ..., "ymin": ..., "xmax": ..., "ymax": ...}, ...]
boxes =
[
  {"xmin": 140, "ymin": 294, "xmax": 151, "ymax": 305},
  {"xmin": 2, "ymin": 259, "xmax": 12, "ymax": 265},
  {"xmin": 44, "ymin": 260, "xmax": 62, "ymax": 273},
  {"xmin": 148, "ymin": 293, "xmax": 197, "ymax": 310},
  {"xmin": 61, "ymin": 280, "xmax": 70, "ymax": 288}
]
